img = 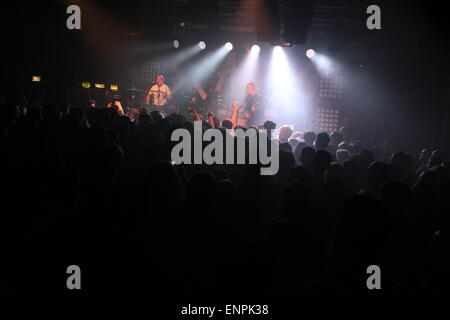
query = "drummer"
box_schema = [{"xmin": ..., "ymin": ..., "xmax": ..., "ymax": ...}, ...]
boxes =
[{"xmin": 145, "ymin": 75, "xmax": 172, "ymax": 113}]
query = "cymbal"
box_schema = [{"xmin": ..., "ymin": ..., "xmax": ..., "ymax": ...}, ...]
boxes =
[{"xmin": 126, "ymin": 87, "xmax": 143, "ymax": 92}]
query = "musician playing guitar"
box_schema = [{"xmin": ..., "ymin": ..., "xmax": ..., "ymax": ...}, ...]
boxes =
[
  {"xmin": 238, "ymin": 82, "xmax": 263, "ymax": 127},
  {"xmin": 145, "ymin": 74, "xmax": 172, "ymax": 113}
]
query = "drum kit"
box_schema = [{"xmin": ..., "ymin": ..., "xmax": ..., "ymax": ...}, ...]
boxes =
[
  {"xmin": 124, "ymin": 87, "xmax": 144, "ymax": 121},
  {"xmin": 123, "ymin": 86, "xmax": 209, "ymax": 120},
  {"xmin": 84, "ymin": 84, "xmax": 232, "ymax": 122}
]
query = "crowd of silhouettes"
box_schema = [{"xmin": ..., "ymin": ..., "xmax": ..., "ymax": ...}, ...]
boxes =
[{"xmin": 0, "ymin": 98, "xmax": 449, "ymax": 300}]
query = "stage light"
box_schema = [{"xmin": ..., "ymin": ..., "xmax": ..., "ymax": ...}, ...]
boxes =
[
  {"xmin": 81, "ymin": 81, "xmax": 91, "ymax": 89},
  {"xmin": 314, "ymin": 108, "xmax": 340, "ymax": 133},
  {"xmin": 225, "ymin": 42, "xmax": 233, "ymax": 51},
  {"xmin": 251, "ymin": 45, "xmax": 260, "ymax": 53},
  {"xmin": 94, "ymin": 83, "xmax": 105, "ymax": 89},
  {"xmin": 173, "ymin": 40, "xmax": 180, "ymax": 48},
  {"xmin": 32, "ymin": 76, "xmax": 41, "ymax": 82},
  {"xmin": 306, "ymin": 49, "xmax": 315, "ymax": 58},
  {"xmin": 199, "ymin": 41, "xmax": 206, "ymax": 50},
  {"xmin": 110, "ymin": 84, "xmax": 119, "ymax": 91},
  {"xmin": 319, "ymin": 76, "xmax": 343, "ymax": 99}
]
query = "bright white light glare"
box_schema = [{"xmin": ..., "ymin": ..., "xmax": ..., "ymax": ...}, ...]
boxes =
[
  {"xmin": 271, "ymin": 46, "xmax": 290, "ymax": 91},
  {"xmin": 199, "ymin": 41, "xmax": 206, "ymax": 50},
  {"xmin": 173, "ymin": 40, "xmax": 180, "ymax": 48},
  {"xmin": 268, "ymin": 45, "xmax": 300, "ymax": 114},
  {"xmin": 306, "ymin": 49, "xmax": 315, "ymax": 58},
  {"xmin": 273, "ymin": 46, "xmax": 283, "ymax": 54},
  {"xmin": 272, "ymin": 46, "xmax": 289, "ymax": 82},
  {"xmin": 251, "ymin": 44, "xmax": 260, "ymax": 53},
  {"xmin": 225, "ymin": 42, "xmax": 233, "ymax": 51}
]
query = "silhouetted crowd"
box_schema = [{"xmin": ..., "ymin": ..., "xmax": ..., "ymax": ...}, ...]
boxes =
[{"xmin": 1, "ymin": 100, "xmax": 449, "ymax": 300}]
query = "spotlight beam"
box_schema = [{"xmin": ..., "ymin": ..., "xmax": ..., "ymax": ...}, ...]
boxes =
[
  {"xmin": 160, "ymin": 44, "xmax": 203, "ymax": 68},
  {"xmin": 186, "ymin": 45, "xmax": 231, "ymax": 84},
  {"xmin": 230, "ymin": 43, "xmax": 260, "ymax": 101},
  {"xmin": 267, "ymin": 46, "xmax": 301, "ymax": 112},
  {"xmin": 310, "ymin": 52, "xmax": 334, "ymax": 77}
]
